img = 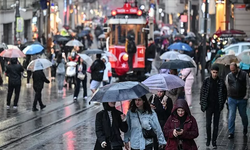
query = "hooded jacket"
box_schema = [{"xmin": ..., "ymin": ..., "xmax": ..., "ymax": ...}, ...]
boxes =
[
  {"xmin": 101, "ymin": 56, "xmax": 111, "ymax": 82},
  {"xmin": 164, "ymin": 99, "xmax": 199, "ymax": 150}
]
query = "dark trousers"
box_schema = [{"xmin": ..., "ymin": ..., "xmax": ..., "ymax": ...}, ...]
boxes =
[
  {"xmin": 145, "ymin": 60, "xmax": 152, "ymax": 73},
  {"xmin": 128, "ymin": 53, "xmax": 134, "ymax": 71},
  {"xmin": 67, "ymin": 76, "xmax": 76, "ymax": 88},
  {"xmin": 33, "ymin": 88, "xmax": 44, "ymax": 108},
  {"xmin": 51, "ymin": 65, "xmax": 56, "ymax": 77},
  {"xmin": 206, "ymin": 108, "xmax": 220, "ymax": 142},
  {"xmin": 7, "ymin": 84, "xmax": 21, "ymax": 106},
  {"xmin": 73, "ymin": 76, "xmax": 87, "ymax": 98},
  {"xmin": 27, "ymin": 70, "xmax": 32, "ymax": 83}
]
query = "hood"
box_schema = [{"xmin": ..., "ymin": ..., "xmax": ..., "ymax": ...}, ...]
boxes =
[
  {"xmin": 101, "ymin": 55, "xmax": 108, "ymax": 64},
  {"xmin": 10, "ymin": 58, "xmax": 18, "ymax": 64},
  {"xmin": 171, "ymin": 99, "xmax": 191, "ymax": 116}
]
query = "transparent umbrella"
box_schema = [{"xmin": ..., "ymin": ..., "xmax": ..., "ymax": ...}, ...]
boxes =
[
  {"xmin": 160, "ymin": 51, "xmax": 180, "ymax": 60},
  {"xmin": 66, "ymin": 39, "xmax": 83, "ymax": 47},
  {"xmin": 27, "ymin": 58, "xmax": 52, "ymax": 71},
  {"xmin": 238, "ymin": 50, "xmax": 250, "ymax": 64},
  {"xmin": 78, "ymin": 54, "xmax": 93, "ymax": 66},
  {"xmin": 142, "ymin": 74, "xmax": 185, "ymax": 93}
]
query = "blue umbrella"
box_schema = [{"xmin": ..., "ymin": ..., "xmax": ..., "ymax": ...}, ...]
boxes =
[
  {"xmin": 23, "ymin": 44, "xmax": 44, "ymax": 55},
  {"xmin": 168, "ymin": 42, "xmax": 193, "ymax": 51}
]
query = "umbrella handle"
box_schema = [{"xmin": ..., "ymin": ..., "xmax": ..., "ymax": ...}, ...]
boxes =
[{"xmin": 120, "ymin": 101, "xmax": 123, "ymax": 113}]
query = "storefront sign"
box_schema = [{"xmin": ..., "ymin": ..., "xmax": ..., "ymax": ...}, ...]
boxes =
[{"xmin": 234, "ymin": 4, "xmax": 246, "ymax": 10}]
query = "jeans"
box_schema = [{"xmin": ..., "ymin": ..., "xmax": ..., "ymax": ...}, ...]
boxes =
[
  {"xmin": 206, "ymin": 108, "xmax": 220, "ymax": 142},
  {"xmin": 228, "ymin": 97, "xmax": 248, "ymax": 134},
  {"xmin": 7, "ymin": 84, "xmax": 21, "ymax": 106},
  {"xmin": 73, "ymin": 76, "xmax": 87, "ymax": 98},
  {"xmin": 57, "ymin": 73, "xmax": 65, "ymax": 91},
  {"xmin": 128, "ymin": 53, "xmax": 134, "ymax": 71}
]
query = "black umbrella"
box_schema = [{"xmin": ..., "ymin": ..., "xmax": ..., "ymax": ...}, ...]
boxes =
[
  {"xmin": 83, "ymin": 49, "xmax": 104, "ymax": 55},
  {"xmin": 23, "ymin": 41, "xmax": 41, "ymax": 48},
  {"xmin": 78, "ymin": 30, "xmax": 90, "ymax": 37},
  {"xmin": 160, "ymin": 60, "xmax": 195, "ymax": 69},
  {"xmin": 90, "ymin": 81, "xmax": 150, "ymax": 102}
]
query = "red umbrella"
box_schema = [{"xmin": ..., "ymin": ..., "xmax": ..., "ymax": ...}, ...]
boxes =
[
  {"xmin": 0, "ymin": 48, "xmax": 26, "ymax": 58},
  {"xmin": 214, "ymin": 29, "xmax": 247, "ymax": 37}
]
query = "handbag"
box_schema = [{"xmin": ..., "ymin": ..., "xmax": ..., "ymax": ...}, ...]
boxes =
[
  {"xmin": 136, "ymin": 111, "xmax": 156, "ymax": 139},
  {"xmin": 77, "ymin": 72, "xmax": 86, "ymax": 80}
]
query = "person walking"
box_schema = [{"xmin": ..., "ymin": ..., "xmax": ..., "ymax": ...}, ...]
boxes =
[
  {"xmin": 90, "ymin": 54, "xmax": 106, "ymax": 93},
  {"xmin": 225, "ymin": 62, "xmax": 249, "ymax": 139},
  {"xmin": 56, "ymin": 52, "xmax": 67, "ymax": 93},
  {"xmin": 126, "ymin": 35, "xmax": 136, "ymax": 74},
  {"xmin": 200, "ymin": 65, "xmax": 227, "ymax": 148},
  {"xmin": 180, "ymin": 67, "xmax": 195, "ymax": 107},
  {"xmin": 145, "ymin": 38, "xmax": 156, "ymax": 76},
  {"xmin": 94, "ymin": 102, "xmax": 128, "ymax": 150},
  {"xmin": 49, "ymin": 48, "xmax": 57, "ymax": 82},
  {"xmin": 6, "ymin": 58, "xmax": 24, "ymax": 109},
  {"xmin": 149, "ymin": 91, "xmax": 173, "ymax": 150},
  {"xmin": 73, "ymin": 57, "xmax": 87, "ymax": 101},
  {"xmin": 124, "ymin": 95, "xmax": 166, "ymax": 150},
  {"xmin": 32, "ymin": 69, "xmax": 50, "ymax": 111},
  {"xmin": 164, "ymin": 99, "xmax": 199, "ymax": 150},
  {"xmin": 102, "ymin": 56, "xmax": 111, "ymax": 86}
]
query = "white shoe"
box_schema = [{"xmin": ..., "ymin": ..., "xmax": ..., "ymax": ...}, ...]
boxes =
[
  {"xmin": 127, "ymin": 71, "xmax": 133, "ymax": 74},
  {"xmin": 84, "ymin": 96, "xmax": 88, "ymax": 100},
  {"xmin": 6, "ymin": 105, "xmax": 10, "ymax": 109},
  {"xmin": 13, "ymin": 106, "xmax": 18, "ymax": 109},
  {"xmin": 145, "ymin": 73, "xmax": 150, "ymax": 76}
]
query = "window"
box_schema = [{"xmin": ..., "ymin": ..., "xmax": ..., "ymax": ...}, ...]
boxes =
[
  {"xmin": 242, "ymin": 45, "xmax": 250, "ymax": 51},
  {"xmin": 225, "ymin": 46, "xmax": 239, "ymax": 54}
]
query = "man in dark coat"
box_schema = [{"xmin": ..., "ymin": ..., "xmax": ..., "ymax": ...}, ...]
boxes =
[
  {"xmin": 94, "ymin": 102, "xmax": 128, "ymax": 150},
  {"xmin": 145, "ymin": 38, "xmax": 156, "ymax": 75},
  {"xmin": 126, "ymin": 35, "xmax": 136, "ymax": 74},
  {"xmin": 90, "ymin": 54, "xmax": 106, "ymax": 93},
  {"xmin": 32, "ymin": 69, "xmax": 50, "ymax": 111},
  {"xmin": 200, "ymin": 65, "xmax": 227, "ymax": 149},
  {"xmin": 6, "ymin": 58, "xmax": 24, "ymax": 109}
]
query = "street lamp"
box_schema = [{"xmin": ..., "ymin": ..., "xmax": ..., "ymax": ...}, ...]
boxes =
[{"xmin": 14, "ymin": 0, "xmax": 20, "ymax": 44}]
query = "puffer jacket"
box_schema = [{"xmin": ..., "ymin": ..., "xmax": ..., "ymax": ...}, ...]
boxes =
[{"xmin": 200, "ymin": 77, "xmax": 227, "ymax": 112}]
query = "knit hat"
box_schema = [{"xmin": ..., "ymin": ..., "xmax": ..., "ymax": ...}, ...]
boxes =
[{"xmin": 211, "ymin": 65, "xmax": 219, "ymax": 71}]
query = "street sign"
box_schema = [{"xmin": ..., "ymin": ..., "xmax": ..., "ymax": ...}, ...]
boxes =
[{"xmin": 16, "ymin": 17, "xmax": 23, "ymax": 32}]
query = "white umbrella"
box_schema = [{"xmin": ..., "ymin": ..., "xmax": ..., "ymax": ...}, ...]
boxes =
[
  {"xmin": 153, "ymin": 30, "xmax": 161, "ymax": 35},
  {"xmin": 104, "ymin": 51, "xmax": 117, "ymax": 61},
  {"xmin": 160, "ymin": 51, "xmax": 180, "ymax": 60},
  {"xmin": 178, "ymin": 54, "xmax": 197, "ymax": 68},
  {"xmin": 98, "ymin": 34, "xmax": 106, "ymax": 39},
  {"xmin": 187, "ymin": 32, "xmax": 196, "ymax": 37},
  {"xmin": 84, "ymin": 27, "xmax": 91, "ymax": 31},
  {"xmin": 27, "ymin": 58, "xmax": 52, "ymax": 71},
  {"xmin": 66, "ymin": 39, "xmax": 83, "ymax": 47},
  {"xmin": 78, "ymin": 54, "xmax": 93, "ymax": 66}
]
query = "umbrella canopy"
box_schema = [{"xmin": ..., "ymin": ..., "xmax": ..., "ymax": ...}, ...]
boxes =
[
  {"xmin": 83, "ymin": 49, "xmax": 103, "ymax": 55},
  {"xmin": 0, "ymin": 43, "xmax": 7, "ymax": 49},
  {"xmin": 54, "ymin": 35, "xmax": 70, "ymax": 42},
  {"xmin": 160, "ymin": 51, "xmax": 180, "ymax": 60},
  {"xmin": 78, "ymin": 30, "xmax": 90, "ymax": 37},
  {"xmin": 214, "ymin": 29, "xmax": 247, "ymax": 37},
  {"xmin": 84, "ymin": 27, "xmax": 91, "ymax": 31},
  {"xmin": 187, "ymin": 32, "xmax": 196, "ymax": 37},
  {"xmin": 78, "ymin": 54, "xmax": 93, "ymax": 66},
  {"xmin": 98, "ymin": 34, "xmax": 106, "ymax": 39},
  {"xmin": 0, "ymin": 48, "xmax": 25, "ymax": 58},
  {"xmin": 23, "ymin": 44, "xmax": 44, "ymax": 55},
  {"xmin": 66, "ymin": 39, "xmax": 83, "ymax": 47},
  {"xmin": 160, "ymin": 60, "xmax": 195, "ymax": 69},
  {"xmin": 178, "ymin": 54, "xmax": 197, "ymax": 68},
  {"xmin": 90, "ymin": 81, "xmax": 150, "ymax": 102},
  {"xmin": 214, "ymin": 54, "xmax": 240, "ymax": 65},
  {"xmin": 23, "ymin": 41, "xmax": 41, "ymax": 48},
  {"xmin": 103, "ymin": 51, "xmax": 117, "ymax": 61},
  {"xmin": 142, "ymin": 74, "xmax": 185, "ymax": 93},
  {"xmin": 27, "ymin": 58, "xmax": 52, "ymax": 71},
  {"xmin": 168, "ymin": 42, "xmax": 193, "ymax": 51},
  {"xmin": 153, "ymin": 30, "xmax": 161, "ymax": 35},
  {"xmin": 238, "ymin": 50, "xmax": 250, "ymax": 64}
]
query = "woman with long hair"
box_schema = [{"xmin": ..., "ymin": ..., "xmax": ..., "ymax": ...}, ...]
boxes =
[
  {"xmin": 124, "ymin": 95, "xmax": 166, "ymax": 150},
  {"xmin": 56, "ymin": 52, "xmax": 66, "ymax": 93},
  {"xmin": 73, "ymin": 57, "xmax": 87, "ymax": 101}
]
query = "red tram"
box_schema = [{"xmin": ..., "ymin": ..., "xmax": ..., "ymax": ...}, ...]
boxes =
[{"xmin": 105, "ymin": 2, "xmax": 148, "ymax": 81}]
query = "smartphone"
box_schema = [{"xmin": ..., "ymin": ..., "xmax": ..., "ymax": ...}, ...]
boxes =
[{"xmin": 176, "ymin": 127, "xmax": 181, "ymax": 132}]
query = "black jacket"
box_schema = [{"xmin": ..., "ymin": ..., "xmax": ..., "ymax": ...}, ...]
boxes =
[
  {"xmin": 227, "ymin": 70, "xmax": 248, "ymax": 99},
  {"xmin": 91, "ymin": 59, "xmax": 106, "ymax": 81},
  {"xmin": 6, "ymin": 64, "xmax": 24, "ymax": 85},
  {"xmin": 200, "ymin": 77, "xmax": 227, "ymax": 112},
  {"xmin": 145, "ymin": 43, "xmax": 156, "ymax": 59},
  {"xmin": 94, "ymin": 109, "xmax": 128, "ymax": 150},
  {"xmin": 32, "ymin": 70, "xmax": 50, "ymax": 90}
]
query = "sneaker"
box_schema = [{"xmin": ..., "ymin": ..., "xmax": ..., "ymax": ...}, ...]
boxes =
[
  {"xmin": 40, "ymin": 105, "xmax": 46, "ymax": 110},
  {"xmin": 83, "ymin": 96, "xmax": 88, "ymax": 100},
  {"xmin": 228, "ymin": 134, "xmax": 234, "ymax": 139},
  {"xmin": 32, "ymin": 108, "xmax": 39, "ymax": 111},
  {"xmin": 212, "ymin": 141, "xmax": 217, "ymax": 149},
  {"xmin": 73, "ymin": 97, "xmax": 77, "ymax": 101},
  {"xmin": 13, "ymin": 106, "xmax": 18, "ymax": 109},
  {"xmin": 206, "ymin": 141, "xmax": 210, "ymax": 146},
  {"xmin": 243, "ymin": 128, "xmax": 248, "ymax": 136},
  {"xmin": 6, "ymin": 105, "xmax": 10, "ymax": 109}
]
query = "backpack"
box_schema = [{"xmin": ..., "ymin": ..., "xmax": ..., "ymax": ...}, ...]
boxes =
[{"xmin": 127, "ymin": 41, "xmax": 136, "ymax": 53}]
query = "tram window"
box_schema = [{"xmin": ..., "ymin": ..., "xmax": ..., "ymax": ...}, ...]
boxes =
[{"xmin": 111, "ymin": 25, "xmax": 115, "ymax": 44}]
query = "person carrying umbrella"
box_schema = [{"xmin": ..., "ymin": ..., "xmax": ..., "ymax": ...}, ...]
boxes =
[
  {"xmin": 56, "ymin": 52, "xmax": 67, "ymax": 93},
  {"xmin": 102, "ymin": 56, "xmax": 112, "ymax": 86},
  {"xmin": 124, "ymin": 95, "xmax": 166, "ymax": 150},
  {"xmin": 94, "ymin": 102, "xmax": 128, "ymax": 150},
  {"xmin": 6, "ymin": 58, "xmax": 24, "ymax": 109}
]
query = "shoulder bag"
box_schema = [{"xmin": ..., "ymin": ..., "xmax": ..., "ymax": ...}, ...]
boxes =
[
  {"xmin": 136, "ymin": 111, "xmax": 156, "ymax": 139},
  {"xmin": 77, "ymin": 72, "xmax": 86, "ymax": 80}
]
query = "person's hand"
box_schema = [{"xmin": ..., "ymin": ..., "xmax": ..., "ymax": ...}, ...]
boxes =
[
  {"xmin": 101, "ymin": 141, "xmax": 107, "ymax": 148},
  {"xmin": 121, "ymin": 114, "xmax": 126, "ymax": 121},
  {"xmin": 124, "ymin": 142, "xmax": 130, "ymax": 150},
  {"xmin": 150, "ymin": 104, "xmax": 156, "ymax": 109},
  {"xmin": 173, "ymin": 129, "xmax": 178, "ymax": 137},
  {"xmin": 177, "ymin": 129, "xmax": 184, "ymax": 136}
]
